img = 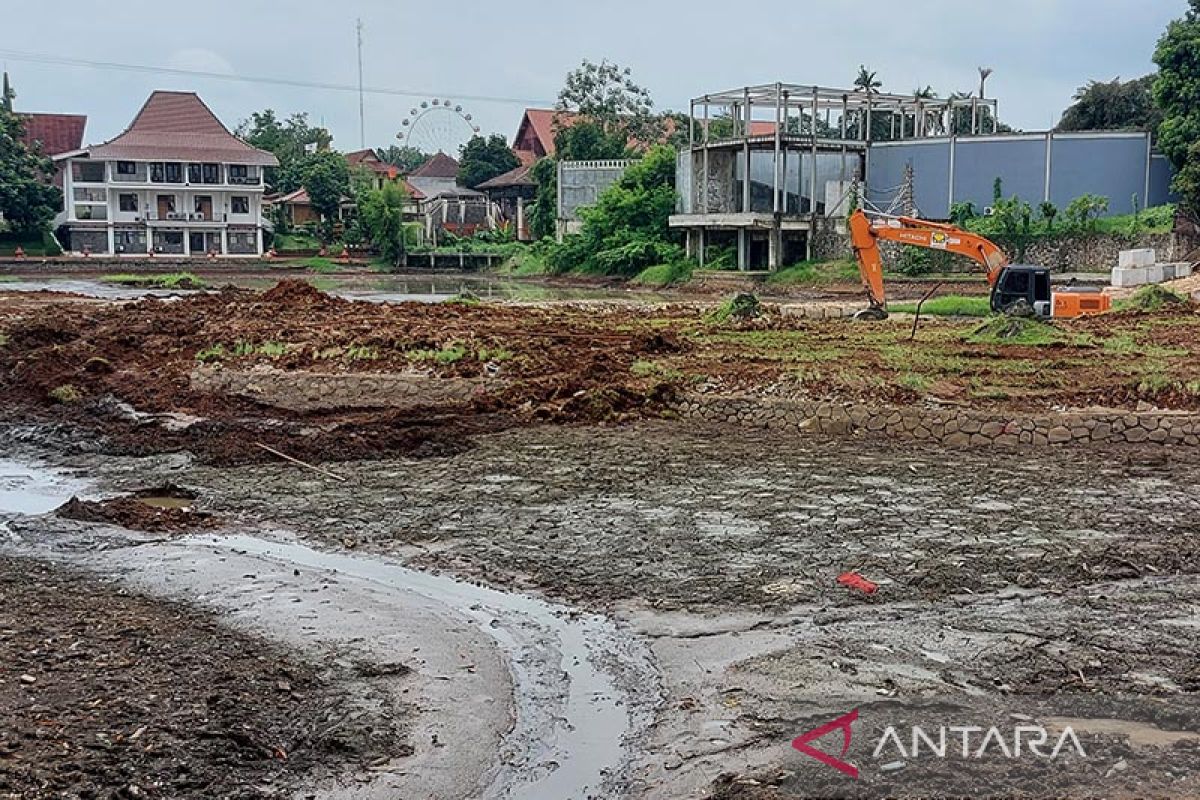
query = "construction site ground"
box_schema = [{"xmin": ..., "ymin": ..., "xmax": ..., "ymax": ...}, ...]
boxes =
[{"xmin": 2, "ymin": 276, "xmax": 1199, "ymax": 798}]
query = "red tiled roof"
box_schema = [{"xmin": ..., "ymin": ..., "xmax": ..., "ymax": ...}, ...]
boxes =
[
  {"xmin": 347, "ymin": 148, "xmax": 394, "ymax": 175},
  {"xmin": 410, "ymin": 152, "xmax": 460, "ymax": 178},
  {"xmin": 513, "ymin": 108, "xmax": 678, "ymax": 159},
  {"xmin": 403, "ymin": 179, "xmax": 426, "ymax": 200},
  {"xmin": 20, "ymin": 113, "xmax": 87, "ymax": 156},
  {"xmin": 518, "ymin": 109, "xmax": 578, "ymax": 157},
  {"xmin": 476, "ymin": 163, "xmax": 535, "ymax": 190},
  {"xmin": 85, "ymin": 91, "xmax": 278, "ymax": 166},
  {"xmin": 749, "ymin": 121, "xmax": 777, "ymax": 136}
]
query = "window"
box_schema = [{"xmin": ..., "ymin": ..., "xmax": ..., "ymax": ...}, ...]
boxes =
[
  {"xmin": 150, "ymin": 163, "xmax": 163, "ymax": 182},
  {"xmin": 231, "ymin": 196, "xmax": 250, "ymax": 215},
  {"xmin": 117, "ymin": 161, "xmax": 137, "ymax": 175},
  {"xmin": 118, "ymin": 194, "xmax": 138, "ymax": 212},
  {"xmin": 202, "ymin": 163, "xmax": 221, "ymax": 183},
  {"xmin": 164, "ymin": 163, "xmax": 182, "ymax": 183},
  {"xmin": 188, "ymin": 164, "xmax": 202, "ymax": 183},
  {"xmin": 229, "ymin": 165, "xmax": 248, "ymax": 179},
  {"xmin": 75, "ymin": 162, "xmax": 105, "ymax": 183}
]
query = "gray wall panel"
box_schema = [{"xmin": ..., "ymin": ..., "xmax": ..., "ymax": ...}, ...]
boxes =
[
  {"xmin": 865, "ymin": 141, "xmax": 950, "ymax": 217},
  {"xmin": 954, "ymin": 137, "xmax": 1046, "ymax": 212},
  {"xmin": 1049, "ymin": 135, "xmax": 1147, "ymax": 215}
]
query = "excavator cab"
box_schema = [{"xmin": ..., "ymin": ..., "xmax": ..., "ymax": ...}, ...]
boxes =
[{"xmin": 991, "ymin": 266, "xmax": 1052, "ymax": 316}]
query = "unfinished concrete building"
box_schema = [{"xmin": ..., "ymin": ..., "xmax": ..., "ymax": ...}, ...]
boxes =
[{"xmin": 671, "ymin": 83, "xmax": 999, "ymax": 270}]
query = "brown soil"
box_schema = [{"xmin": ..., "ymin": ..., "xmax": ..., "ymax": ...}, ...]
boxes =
[
  {"xmin": 0, "ymin": 556, "xmax": 409, "ymax": 798},
  {"xmin": 55, "ymin": 486, "xmax": 218, "ymax": 534},
  {"xmin": 1, "ymin": 281, "xmax": 1198, "ymax": 465}
]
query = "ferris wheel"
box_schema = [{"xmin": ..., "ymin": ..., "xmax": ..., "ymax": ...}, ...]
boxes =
[{"xmin": 399, "ymin": 100, "xmax": 481, "ymax": 155}]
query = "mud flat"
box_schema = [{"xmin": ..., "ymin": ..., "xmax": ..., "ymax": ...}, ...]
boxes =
[{"xmin": 4, "ymin": 421, "xmax": 1200, "ymax": 797}]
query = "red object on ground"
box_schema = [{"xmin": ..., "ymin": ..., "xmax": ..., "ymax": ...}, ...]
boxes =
[
  {"xmin": 340, "ymin": 247, "xmax": 350, "ymax": 261},
  {"xmin": 13, "ymin": 246, "xmax": 24, "ymax": 259},
  {"xmin": 837, "ymin": 572, "xmax": 879, "ymax": 595}
]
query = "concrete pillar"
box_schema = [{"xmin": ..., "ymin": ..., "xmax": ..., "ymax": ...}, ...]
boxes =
[
  {"xmin": 768, "ymin": 222, "xmax": 781, "ymax": 271},
  {"xmin": 737, "ymin": 228, "xmax": 748, "ymax": 271},
  {"xmin": 106, "ymin": 226, "xmax": 115, "ymax": 255},
  {"xmin": 220, "ymin": 227, "xmax": 229, "ymax": 255},
  {"xmin": 698, "ymin": 227, "xmax": 706, "ymax": 269}
]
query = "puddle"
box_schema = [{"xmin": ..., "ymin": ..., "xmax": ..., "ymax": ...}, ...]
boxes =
[
  {"xmin": 1, "ymin": 274, "xmax": 679, "ymax": 306},
  {"xmin": 0, "ymin": 459, "xmax": 88, "ymax": 515},
  {"xmin": 196, "ymin": 534, "xmax": 658, "ymax": 800},
  {"xmin": 1045, "ymin": 717, "xmax": 1200, "ymax": 749}
]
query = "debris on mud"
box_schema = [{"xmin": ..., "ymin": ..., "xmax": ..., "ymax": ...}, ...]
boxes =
[
  {"xmin": 56, "ymin": 485, "xmax": 218, "ymax": 533},
  {"xmin": 964, "ymin": 314, "xmax": 1065, "ymax": 345},
  {"xmin": 708, "ymin": 293, "xmax": 763, "ymax": 323},
  {"xmin": 0, "ymin": 556, "xmax": 410, "ymax": 798}
]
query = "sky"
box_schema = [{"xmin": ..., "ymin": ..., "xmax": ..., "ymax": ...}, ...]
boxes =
[{"xmin": 1, "ymin": 0, "xmax": 1187, "ymax": 155}]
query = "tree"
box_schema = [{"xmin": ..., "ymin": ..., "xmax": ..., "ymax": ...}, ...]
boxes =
[
  {"xmin": 358, "ymin": 180, "xmax": 408, "ymax": 264},
  {"xmin": 457, "ymin": 134, "xmax": 520, "ymax": 189},
  {"xmin": 1057, "ymin": 76, "xmax": 1161, "ymax": 132},
  {"xmin": 1154, "ymin": 0, "xmax": 1200, "ymax": 211},
  {"xmin": 854, "ymin": 66, "xmax": 882, "ymax": 94},
  {"xmin": 557, "ymin": 59, "xmax": 660, "ymax": 146},
  {"xmin": 0, "ymin": 79, "xmax": 61, "ymax": 234},
  {"xmin": 375, "ymin": 145, "xmax": 430, "ymax": 174},
  {"xmin": 528, "ymin": 59, "xmax": 664, "ymax": 241},
  {"xmin": 236, "ymin": 110, "xmax": 331, "ymax": 192},
  {"xmin": 299, "ymin": 151, "xmax": 350, "ymax": 238}
]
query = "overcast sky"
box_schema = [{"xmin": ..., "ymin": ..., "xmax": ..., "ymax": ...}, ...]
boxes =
[{"xmin": 2, "ymin": 0, "xmax": 1187, "ymax": 154}]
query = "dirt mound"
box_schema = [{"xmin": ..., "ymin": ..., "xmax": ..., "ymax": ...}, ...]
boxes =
[
  {"xmin": 260, "ymin": 279, "xmax": 336, "ymax": 306},
  {"xmin": 965, "ymin": 315, "xmax": 1065, "ymax": 345},
  {"xmin": 1125, "ymin": 284, "xmax": 1191, "ymax": 311},
  {"xmin": 56, "ymin": 485, "xmax": 218, "ymax": 533}
]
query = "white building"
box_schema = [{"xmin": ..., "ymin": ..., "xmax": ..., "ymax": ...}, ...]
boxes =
[{"xmin": 56, "ymin": 91, "xmax": 278, "ymax": 257}]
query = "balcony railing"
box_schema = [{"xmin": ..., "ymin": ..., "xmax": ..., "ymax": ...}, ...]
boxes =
[
  {"xmin": 228, "ymin": 174, "xmax": 261, "ymax": 186},
  {"xmin": 145, "ymin": 211, "xmax": 228, "ymax": 223}
]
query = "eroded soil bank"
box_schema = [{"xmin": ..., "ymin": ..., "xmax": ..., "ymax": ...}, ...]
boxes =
[{"xmin": 3, "ymin": 421, "xmax": 1199, "ymax": 798}]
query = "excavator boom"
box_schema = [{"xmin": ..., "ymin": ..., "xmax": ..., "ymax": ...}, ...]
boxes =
[{"xmin": 849, "ymin": 209, "xmax": 1010, "ymax": 315}]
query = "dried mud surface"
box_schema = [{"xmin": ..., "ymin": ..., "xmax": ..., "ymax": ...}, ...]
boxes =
[{"xmin": 0, "ymin": 557, "xmax": 409, "ymax": 799}]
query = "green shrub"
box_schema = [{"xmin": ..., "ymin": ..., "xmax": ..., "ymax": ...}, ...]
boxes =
[
  {"xmin": 48, "ymin": 384, "xmax": 81, "ymax": 404},
  {"xmin": 633, "ymin": 261, "xmax": 693, "ymax": 287},
  {"xmin": 707, "ymin": 293, "xmax": 763, "ymax": 323}
]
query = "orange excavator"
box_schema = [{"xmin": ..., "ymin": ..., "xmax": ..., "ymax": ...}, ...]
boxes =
[{"xmin": 848, "ymin": 209, "xmax": 1112, "ymax": 320}]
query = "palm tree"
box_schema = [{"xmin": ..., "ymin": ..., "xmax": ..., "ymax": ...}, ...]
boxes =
[
  {"xmin": 854, "ymin": 66, "xmax": 882, "ymax": 94},
  {"xmin": 913, "ymin": 86, "xmax": 940, "ymax": 135}
]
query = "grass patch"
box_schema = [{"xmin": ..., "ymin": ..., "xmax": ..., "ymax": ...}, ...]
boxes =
[
  {"xmin": 890, "ymin": 295, "xmax": 992, "ymax": 317},
  {"xmin": 445, "ymin": 293, "xmax": 482, "ymax": 307},
  {"xmin": 409, "ymin": 344, "xmax": 467, "ymax": 365},
  {"xmin": 498, "ymin": 248, "xmax": 550, "ymax": 277},
  {"xmin": 898, "ymin": 373, "xmax": 933, "ymax": 391},
  {"xmin": 632, "ymin": 262, "xmax": 693, "ymax": 287},
  {"xmin": 101, "ymin": 272, "xmax": 206, "ymax": 290},
  {"xmin": 274, "ymin": 231, "xmax": 324, "ymax": 251},
  {"xmin": 964, "ymin": 316, "xmax": 1068, "ymax": 346},
  {"xmin": 299, "ymin": 257, "xmax": 345, "ymax": 273},
  {"xmin": 196, "ymin": 341, "xmax": 287, "ymax": 362},
  {"xmin": 768, "ymin": 259, "xmax": 860, "ymax": 286},
  {"xmin": 48, "ymin": 384, "xmax": 81, "ymax": 404},
  {"xmin": 476, "ymin": 347, "xmax": 514, "ymax": 363}
]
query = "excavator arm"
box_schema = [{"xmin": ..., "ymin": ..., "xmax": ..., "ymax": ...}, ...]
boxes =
[{"xmin": 848, "ymin": 209, "xmax": 1009, "ymax": 318}]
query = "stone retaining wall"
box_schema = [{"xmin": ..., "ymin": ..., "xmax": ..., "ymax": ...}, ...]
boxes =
[
  {"xmin": 191, "ymin": 366, "xmax": 493, "ymax": 412},
  {"xmin": 675, "ymin": 394, "xmax": 1200, "ymax": 448}
]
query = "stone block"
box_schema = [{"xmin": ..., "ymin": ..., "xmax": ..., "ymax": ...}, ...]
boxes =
[
  {"xmin": 1161, "ymin": 264, "xmax": 1177, "ymax": 281},
  {"xmin": 1047, "ymin": 427, "xmax": 1073, "ymax": 444},
  {"xmin": 1111, "ymin": 267, "xmax": 1149, "ymax": 288},
  {"xmin": 1176, "ymin": 262, "xmax": 1194, "ymax": 279},
  {"xmin": 1144, "ymin": 265, "xmax": 1165, "ymax": 285},
  {"xmin": 1119, "ymin": 248, "xmax": 1156, "ymax": 268}
]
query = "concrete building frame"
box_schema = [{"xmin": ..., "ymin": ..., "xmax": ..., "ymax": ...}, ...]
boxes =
[{"xmin": 669, "ymin": 82, "xmax": 1000, "ymax": 271}]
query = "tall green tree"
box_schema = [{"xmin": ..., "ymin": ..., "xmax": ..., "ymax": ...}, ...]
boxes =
[
  {"xmin": 358, "ymin": 180, "xmax": 409, "ymax": 264},
  {"xmin": 236, "ymin": 110, "xmax": 331, "ymax": 192},
  {"xmin": 1154, "ymin": 0, "xmax": 1200, "ymax": 211},
  {"xmin": 0, "ymin": 79, "xmax": 61, "ymax": 234},
  {"xmin": 299, "ymin": 151, "xmax": 350, "ymax": 238},
  {"xmin": 557, "ymin": 59, "xmax": 661, "ymax": 146},
  {"xmin": 457, "ymin": 134, "xmax": 520, "ymax": 189},
  {"xmin": 1057, "ymin": 76, "xmax": 1161, "ymax": 132}
]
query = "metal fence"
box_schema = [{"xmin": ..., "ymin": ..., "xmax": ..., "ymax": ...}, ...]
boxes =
[{"xmin": 866, "ymin": 131, "xmax": 1176, "ymax": 219}]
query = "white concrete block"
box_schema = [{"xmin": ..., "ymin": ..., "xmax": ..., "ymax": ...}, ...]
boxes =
[
  {"xmin": 1119, "ymin": 249, "xmax": 1156, "ymax": 269},
  {"xmin": 1161, "ymin": 264, "xmax": 1177, "ymax": 281},
  {"xmin": 1176, "ymin": 263, "xmax": 1194, "ymax": 279},
  {"xmin": 1145, "ymin": 265, "xmax": 1165, "ymax": 284},
  {"xmin": 1112, "ymin": 267, "xmax": 1150, "ymax": 288}
]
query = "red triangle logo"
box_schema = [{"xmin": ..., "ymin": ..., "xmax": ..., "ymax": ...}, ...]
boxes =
[{"xmin": 792, "ymin": 709, "xmax": 859, "ymax": 779}]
